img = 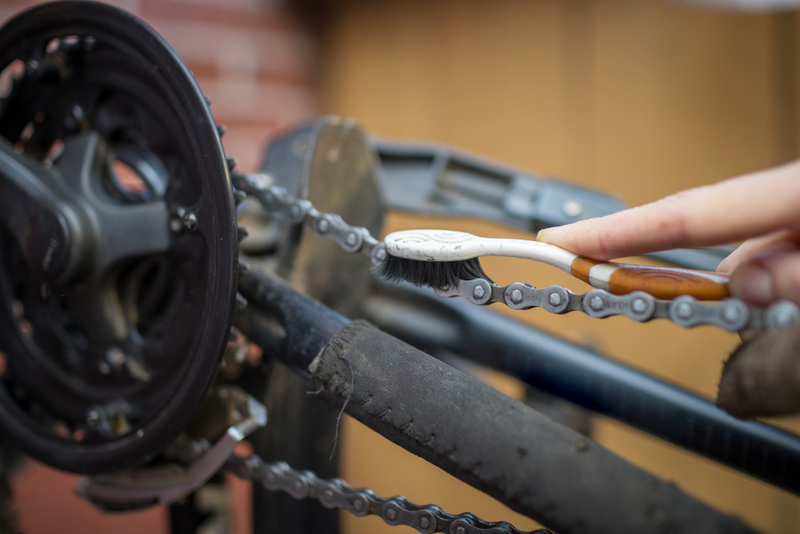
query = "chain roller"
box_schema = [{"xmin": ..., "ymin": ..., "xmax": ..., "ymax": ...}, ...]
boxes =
[
  {"xmin": 225, "ymin": 456, "xmax": 552, "ymax": 534},
  {"xmin": 236, "ymin": 175, "xmax": 800, "ymax": 332}
]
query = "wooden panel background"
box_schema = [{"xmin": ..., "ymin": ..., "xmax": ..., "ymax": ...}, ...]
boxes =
[{"xmin": 315, "ymin": 1, "xmax": 800, "ymax": 533}]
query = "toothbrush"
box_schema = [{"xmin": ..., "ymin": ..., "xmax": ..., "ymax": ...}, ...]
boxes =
[{"xmin": 376, "ymin": 229, "xmax": 730, "ymax": 300}]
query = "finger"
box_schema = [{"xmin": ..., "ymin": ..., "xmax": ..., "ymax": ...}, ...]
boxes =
[
  {"xmin": 717, "ymin": 229, "xmax": 799, "ymax": 273},
  {"xmin": 728, "ymin": 251, "xmax": 800, "ymax": 306},
  {"xmin": 538, "ymin": 160, "xmax": 800, "ymax": 259}
]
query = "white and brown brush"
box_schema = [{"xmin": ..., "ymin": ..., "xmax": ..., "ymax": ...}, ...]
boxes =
[{"xmin": 374, "ymin": 229, "xmax": 730, "ymax": 300}]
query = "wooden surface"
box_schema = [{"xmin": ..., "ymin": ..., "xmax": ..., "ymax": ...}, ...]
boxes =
[{"xmin": 318, "ymin": 1, "xmax": 800, "ymax": 533}]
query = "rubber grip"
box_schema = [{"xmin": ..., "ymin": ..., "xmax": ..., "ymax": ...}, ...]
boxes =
[{"xmin": 571, "ymin": 257, "xmax": 730, "ymax": 300}]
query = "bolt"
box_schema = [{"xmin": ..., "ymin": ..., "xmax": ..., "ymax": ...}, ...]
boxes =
[
  {"xmin": 473, "ymin": 285, "xmax": 485, "ymax": 299},
  {"xmin": 548, "ymin": 292, "xmax": 563, "ymax": 306},
  {"xmin": 511, "ymin": 289, "xmax": 523, "ymax": 304},
  {"xmin": 722, "ymin": 305, "xmax": 741, "ymax": 324},
  {"xmin": 322, "ymin": 489, "xmax": 334, "ymax": 501},
  {"xmin": 352, "ymin": 499, "xmax": 364, "ymax": 512},
  {"xmin": 346, "ymin": 233, "xmax": 358, "ymax": 247},
  {"xmin": 86, "ymin": 410, "xmax": 100, "ymax": 428},
  {"xmin": 631, "ymin": 298, "xmax": 647, "ymax": 314},
  {"xmin": 385, "ymin": 508, "xmax": 397, "ymax": 521},
  {"xmin": 590, "ymin": 295, "xmax": 604, "ymax": 311},
  {"xmin": 562, "ymin": 199, "xmax": 584, "ymax": 218},
  {"xmin": 317, "ymin": 219, "xmax": 329, "ymax": 233},
  {"xmin": 184, "ymin": 212, "xmax": 197, "ymax": 231},
  {"xmin": 675, "ymin": 302, "xmax": 693, "ymax": 320},
  {"xmin": 419, "ymin": 517, "xmax": 431, "ymax": 529}
]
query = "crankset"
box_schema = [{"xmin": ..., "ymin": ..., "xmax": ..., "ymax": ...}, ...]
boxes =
[{"xmin": 0, "ymin": 2, "xmax": 239, "ymax": 474}]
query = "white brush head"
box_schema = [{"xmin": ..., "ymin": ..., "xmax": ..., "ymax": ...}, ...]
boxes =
[{"xmin": 383, "ymin": 230, "xmax": 484, "ymax": 261}]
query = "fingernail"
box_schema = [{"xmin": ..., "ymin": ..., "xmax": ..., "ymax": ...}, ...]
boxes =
[
  {"xmin": 536, "ymin": 229, "xmax": 551, "ymax": 242},
  {"xmin": 730, "ymin": 263, "xmax": 774, "ymax": 305}
]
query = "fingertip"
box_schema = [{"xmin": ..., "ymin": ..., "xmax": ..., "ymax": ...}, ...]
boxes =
[{"xmin": 729, "ymin": 262, "xmax": 774, "ymax": 306}]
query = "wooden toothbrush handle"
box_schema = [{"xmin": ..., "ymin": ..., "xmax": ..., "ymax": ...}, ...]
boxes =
[{"xmin": 570, "ymin": 257, "xmax": 730, "ymax": 300}]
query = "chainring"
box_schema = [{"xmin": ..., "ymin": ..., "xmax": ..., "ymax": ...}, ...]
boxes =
[{"xmin": 0, "ymin": 2, "xmax": 238, "ymax": 473}]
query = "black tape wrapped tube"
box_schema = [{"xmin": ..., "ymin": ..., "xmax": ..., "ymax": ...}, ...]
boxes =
[{"xmin": 237, "ymin": 270, "xmax": 756, "ymax": 534}]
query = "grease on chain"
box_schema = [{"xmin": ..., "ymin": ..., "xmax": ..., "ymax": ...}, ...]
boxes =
[
  {"xmin": 225, "ymin": 456, "xmax": 552, "ymax": 534},
  {"xmin": 234, "ymin": 174, "xmax": 800, "ymax": 332}
]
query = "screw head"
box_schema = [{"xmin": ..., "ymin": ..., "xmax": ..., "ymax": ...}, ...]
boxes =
[
  {"xmin": 562, "ymin": 199, "xmax": 584, "ymax": 218},
  {"xmin": 511, "ymin": 289, "xmax": 523, "ymax": 304},
  {"xmin": 473, "ymin": 285, "xmax": 485, "ymax": 299},
  {"xmin": 631, "ymin": 298, "xmax": 647, "ymax": 313},
  {"xmin": 548, "ymin": 292, "xmax": 563, "ymax": 306},
  {"xmin": 590, "ymin": 295, "xmax": 604, "ymax": 311},
  {"xmin": 184, "ymin": 212, "xmax": 197, "ymax": 231}
]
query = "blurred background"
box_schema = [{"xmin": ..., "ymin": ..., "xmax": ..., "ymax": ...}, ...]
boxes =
[{"xmin": 2, "ymin": 0, "xmax": 800, "ymax": 532}]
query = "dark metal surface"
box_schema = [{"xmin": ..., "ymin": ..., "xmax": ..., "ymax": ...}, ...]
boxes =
[
  {"xmin": 0, "ymin": 1, "xmax": 237, "ymax": 473},
  {"xmin": 365, "ymin": 283, "xmax": 800, "ymax": 497}
]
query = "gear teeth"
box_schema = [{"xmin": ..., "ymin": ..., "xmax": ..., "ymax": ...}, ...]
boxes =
[
  {"xmin": 229, "ymin": 326, "xmax": 239, "ymax": 343},
  {"xmin": 238, "ymin": 260, "xmax": 250, "ymax": 275},
  {"xmin": 235, "ymin": 292, "xmax": 247, "ymax": 311},
  {"xmin": 234, "ymin": 189, "xmax": 247, "ymax": 206},
  {"xmin": 226, "ymin": 156, "xmax": 237, "ymax": 170},
  {"xmin": 237, "ymin": 224, "xmax": 249, "ymax": 242},
  {"xmin": 217, "ymin": 124, "xmax": 227, "ymax": 137}
]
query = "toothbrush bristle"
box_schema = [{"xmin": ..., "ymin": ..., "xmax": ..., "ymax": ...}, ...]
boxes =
[{"xmin": 373, "ymin": 254, "xmax": 493, "ymax": 289}]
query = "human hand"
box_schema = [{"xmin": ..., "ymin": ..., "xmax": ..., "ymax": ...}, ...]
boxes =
[{"xmin": 537, "ymin": 161, "xmax": 800, "ymax": 307}]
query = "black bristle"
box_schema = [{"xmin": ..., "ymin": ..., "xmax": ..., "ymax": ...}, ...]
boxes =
[{"xmin": 373, "ymin": 254, "xmax": 493, "ymax": 289}]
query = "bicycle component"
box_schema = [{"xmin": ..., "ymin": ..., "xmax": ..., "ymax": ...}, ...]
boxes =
[
  {"xmin": 76, "ymin": 387, "xmax": 266, "ymax": 511},
  {"xmin": 235, "ymin": 269, "xmax": 757, "ymax": 534},
  {"xmin": 373, "ymin": 138, "xmax": 734, "ymax": 271},
  {"xmin": 237, "ymin": 179, "xmax": 799, "ymax": 332},
  {"xmin": 381, "ymin": 229, "xmax": 731, "ymax": 300},
  {"xmin": 365, "ymin": 282, "xmax": 800, "ymax": 497},
  {"xmin": 0, "ymin": 2, "xmax": 238, "ymax": 473},
  {"xmin": 226, "ymin": 457, "xmax": 552, "ymax": 534}
]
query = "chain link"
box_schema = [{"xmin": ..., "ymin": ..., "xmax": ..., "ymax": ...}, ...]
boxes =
[
  {"xmin": 234, "ymin": 174, "xmax": 800, "ymax": 332},
  {"xmin": 225, "ymin": 456, "xmax": 552, "ymax": 534}
]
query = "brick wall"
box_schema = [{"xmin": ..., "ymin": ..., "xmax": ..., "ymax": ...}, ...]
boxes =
[{"xmin": 0, "ymin": 0, "xmax": 318, "ymax": 173}]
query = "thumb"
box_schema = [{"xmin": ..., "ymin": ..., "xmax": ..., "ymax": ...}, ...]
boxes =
[{"xmin": 728, "ymin": 251, "xmax": 800, "ymax": 307}]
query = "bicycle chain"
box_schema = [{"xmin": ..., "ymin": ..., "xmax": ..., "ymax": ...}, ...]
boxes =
[
  {"xmin": 225, "ymin": 455, "xmax": 551, "ymax": 534},
  {"xmin": 233, "ymin": 172, "xmax": 800, "ymax": 333}
]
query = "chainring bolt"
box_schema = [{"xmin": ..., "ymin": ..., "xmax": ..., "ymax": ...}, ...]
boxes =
[
  {"xmin": 548, "ymin": 292, "xmax": 563, "ymax": 306},
  {"xmin": 510, "ymin": 289, "xmax": 523, "ymax": 304}
]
